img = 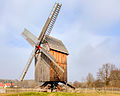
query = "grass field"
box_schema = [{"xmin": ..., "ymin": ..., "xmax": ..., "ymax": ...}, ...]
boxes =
[{"xmin": 1, "ymin": 92, "xmax": 120, "ymax": 96}]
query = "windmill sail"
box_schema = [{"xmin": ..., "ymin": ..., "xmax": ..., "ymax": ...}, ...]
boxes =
[
  {"xmin": 40, "ymin": 48, "xmax": 64, "ymax": 79},
  {"xmin": 46, "ymin": 3, "xmax": 62, "ymax": 35},
  {"xmin": 38, "ymin": 3, "xmax": 62, "ymax": 44},
  {"xmin": 41, "ymin": 48, "xmax": 64, "ymax": 73},
  {"xmin": 22, "ymin": 28, "xmax": 38, "ymax": 47}
]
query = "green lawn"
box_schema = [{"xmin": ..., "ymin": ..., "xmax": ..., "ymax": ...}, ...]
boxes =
[{"xmin": 1, "ymin": 92, "xmax": 120, "ymax": 96}]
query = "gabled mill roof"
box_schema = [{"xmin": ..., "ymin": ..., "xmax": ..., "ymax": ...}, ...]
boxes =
[{"xmin": 45, "ymin": 36, "xmax": 69, "ymax": 55}]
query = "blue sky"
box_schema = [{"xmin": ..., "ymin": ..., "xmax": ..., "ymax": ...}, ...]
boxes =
[{"xmin": 0, "ymin": 0, "xmax": 120, "ymax": 82}]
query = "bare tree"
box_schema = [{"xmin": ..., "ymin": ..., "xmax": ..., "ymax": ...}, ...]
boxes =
[
  {"xmin": 97, "ymin": 63, "xmax": 116, "ymax": 86},
  {"xmin": 86, "ymin": 73, "xmax": 94, "ymax": 88},
  {"xmin": 73, "ymin": 81, "xmax": 81, "ymax": 88},
  {"xmin": 109, "ymin": 69, "xmax": 120, "ymax": 87}
]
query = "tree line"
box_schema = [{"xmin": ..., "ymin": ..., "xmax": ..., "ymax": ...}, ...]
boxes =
[{"xmin": 72, "ymin": 63, "xmax": 120, "ymax": 88}]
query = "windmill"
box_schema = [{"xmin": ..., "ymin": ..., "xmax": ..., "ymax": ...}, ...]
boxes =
[{"xmin": 20, "ymin": 3, "xmax": 75, "ymax": 90}]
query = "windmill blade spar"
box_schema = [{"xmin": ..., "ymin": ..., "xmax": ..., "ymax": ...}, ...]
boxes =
[
  {"xmin": 20, "ymin": 49, "xmax": 36, "ymax": 81},
  {"xmin": 38, "ymin": 18, "xmax": 51, "ymax": 43}
]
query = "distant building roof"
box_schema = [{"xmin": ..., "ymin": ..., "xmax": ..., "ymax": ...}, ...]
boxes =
[
  {"xmin": 45, "ymin": 36, "xmax": 69, "ymax": 55},
  {"xmin": 0, "ymin": 83, "xmax": 4, "ymax": 87}
]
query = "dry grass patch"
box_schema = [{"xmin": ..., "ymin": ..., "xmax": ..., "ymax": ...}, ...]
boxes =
[{"xmin": 1, "ymin": 92, "xmax": 120, "ymax": 96}]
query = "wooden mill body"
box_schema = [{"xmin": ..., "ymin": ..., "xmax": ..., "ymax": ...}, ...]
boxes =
[{"xmin": 35, "ymin": 36, "xmax": 68, "ymax": 82}]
